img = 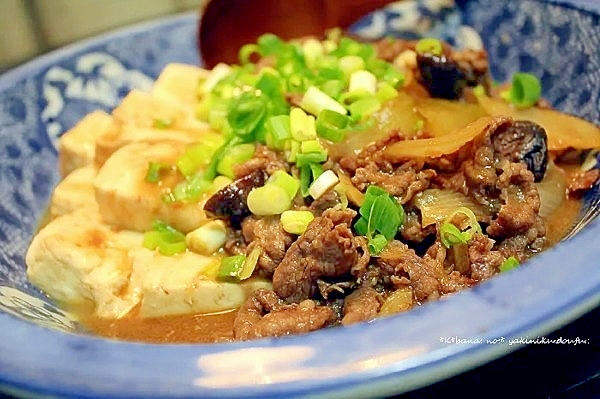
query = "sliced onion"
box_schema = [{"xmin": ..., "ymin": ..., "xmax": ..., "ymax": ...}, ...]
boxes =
[
  {"xmin": 413, "ymin": 188, "xmax": 491, "ymax": 227},
  {"xmin": 477, "ymin": 95, "xmax": 600, "ymax": 150},
  {"xmin": 415, "ymin": 97, "xmax": 487, "ymax": 137},
  {"xmin": 384, "ymin": 115, "xmax": 504, "ymax": 160},
  {"xmin": 536, "ymin": 161, "xmax": 567, "ymax": 218}
]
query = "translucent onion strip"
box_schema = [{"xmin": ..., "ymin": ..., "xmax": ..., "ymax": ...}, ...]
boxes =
[
  {"xmin": 413, "ymin": 188, "xmax": 490, "ymax": 227},
  {"xmin": 535, "ymin": 161, "xmax": 567, "ymax": 218}
]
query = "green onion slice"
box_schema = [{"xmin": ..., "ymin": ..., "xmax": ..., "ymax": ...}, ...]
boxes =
[
  {"xmin": 415, "ymin": 37, "xmax": 443, "ymax": 56},
  {"xmin": 499, "ymin": 256, "xmax": 520, "ymax": 272},
  {"xmin": 142, "ymin": 220, "xmax": 187, "ymax": 255},
  {"xmin": 316, "ymin": 109, "xmax": 349, "ymax": 142},
  {"xmin": 503, "ymin": 72, "xmax": 542, "ymax": 108}
]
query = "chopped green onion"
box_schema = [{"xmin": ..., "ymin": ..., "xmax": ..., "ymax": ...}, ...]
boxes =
[
  {"xmin": 176, "ymin": 136, "xmax": 226, "ymax": 177},
  {"xmin": 499, "ymin": 256, "xmax": 520, "ymax": 273},
  {"xmin": 368, "ymin": 234, "xmax": 388, "ymax": 254},
  {"xmin": 376, "ymin": 81, "xmax": 399, "ymax": 102},
  {"xmin": 440, "ymin": 207, "xmax": 482, "ymax": 248},
  {"xmin": 227, "ymin": 91, "xmax": 267, "ymax": 139},
  {"xmin": 247, "ymin": 184, "xmax": 292, "ymax": 215},
  {"xmin": 502, "ymin": 72, "xmax": 542, "ymax": 109},
  {"xmin": 217, "ymin": 255, "xmax": 246, "ymax": 281},
  {"xmin": 145, "ymin": 162, "xmax": 170, "ymax": 183},
  {"xmin": 354, "ymin": 185, "xmax": 404, "ymax": 254},
  {"xmin": 338, "ymin": 55, "xmax": 366, "ymax": 77},
  {"xmin": 185, "ymin": 220, "xmax": 227, "ymax": 255},
  {"xmin": 348, "ymin": 70, "xmax": 377, "ymax": 95},
  {"xmin": 302, "ymin": 38, "xmax": 325, "ymax": 69},
  {"xmin": 266, "ymin": 114, "xmax": 291, "ymax": 150},
  {"xmin": 300, "ymin": 139, "xmax": 326, "ymax": 154},
  {"xmin": 143, "ymin": 220, "xmax": 187, "ymax": 255},
  {"xmin": 319, "ymin": 79, "xmax": 346, "ymax": 98},
  {"xmin": 153, "ymin": 118, "xmax": 173, "ymax": 129},
  {"xmin": 316, "ymin": 109, "xmax": 349, "ymax": 142},
  {"xmin": 295, "ymin": 151, "xmax": 328, "ymax": 167},
  {"xmin": 267, "ymin": 170, "xmax": 300, "ymax": 200},
  {"xmin": 348, "ymin": 95, "xmax": 381, "ymax": 119},
  {"xmin": 239, "ymin": 43, "xmax": 260, "ymax": 65},
  {"xmin": 300, "ymin": 86, "xmax": 347, "ymax": 116},
  {"xmin": 166, "ymin": 172, "xmax": 212, "ymax": 203},
  {"xmin": 216, "ymin": 143, "xmax": 256, "ymax": 179},
  {"xmin": 290, "ymin": 107, "xmax": 317, "ymax": 141},
  {"xmin": 299, "ymin": 163, "xmax": 323, "ymax": 197},
  {"xmin": 415, "ymin": 37, "xmax": 443, "ymax": 56},
  {"xmin": 280, "ymin": 210, "xmax": 315, "ymax": 234},
  {"xmin": 308, "ymin": 169, "xmax": 339, "ymax": 199},
  {"xmin": 440, "ymin": 223, "xmax": 468, "ymax": 248},
  {"xmin": 287, "ymin": 139, "xmax": 300, "ymax": 163}
]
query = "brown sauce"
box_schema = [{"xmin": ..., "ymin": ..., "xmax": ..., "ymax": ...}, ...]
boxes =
[{"xmin": 81, "ymin": 306, "xmax": 238, "ymax": 344}]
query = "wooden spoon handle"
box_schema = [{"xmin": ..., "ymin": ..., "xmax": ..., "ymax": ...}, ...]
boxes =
[{"xmin": 198, "ymin": 0, "xmax": 394, "ymax": 68}]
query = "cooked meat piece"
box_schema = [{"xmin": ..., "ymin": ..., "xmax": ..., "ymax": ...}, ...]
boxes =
[
  {"xmin": 376, "ymin": 240, "xmax": 472, "ymax": 302},
  {"xmin": 400, "ymin": 210, "xmax": 436, "ymax": 243},
  {"xmin": 467, "ymin": 234, "xmax": 504, "ymax": 281},
  {"xmin": 376, "ymin": 240, "xmax": 442, "ymax": 302},
  {"xmin": 233, "ymin": 144, "xmax": 289, "ymax": 179},
  {"xmin": 272, "ymin": 208, "xmax": 360, "ymax": 302},
  {"xmin": 567, "ymin": 169, "xmax": 600, "ymax": 196},
  {"xmin": 242, "ymin": 216, "xmax": 294, "ymax": 275},
  {"xmin": 341, "ymin": 286, "xmax": 383, "ymax": 326},
  {"xmin": 487, "ymin": 161, "xmax": 543, "ymax": 239},
  {"xmin": 317, "ymin": 279, "xmax": 356, "ymax": 300},
  {"xmin": 352, "ymin": 162, "xmax": 435, "ymax": 203},
  {"xmin": 308, "ymin": 190, "xmax": 341, "ymax": 216},
  {"xmin": 203, "ymin": 169, "xmax": 267, "ymax": 224},
  {"xmin": 463, "ymin": 145, "xmax": 501, "ymax": 210},
  {"xmin": 233, "ymin": 289, "xmax": 333, "ymax": 340},
  {"xmin": 491, "ymin": 120, "xmax": 548, "ymax": 182}
]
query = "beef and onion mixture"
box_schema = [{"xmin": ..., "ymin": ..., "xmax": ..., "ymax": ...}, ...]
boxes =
[{"xmin": 26, "ymin": 33, "xmax": 600, "ymax": 343}]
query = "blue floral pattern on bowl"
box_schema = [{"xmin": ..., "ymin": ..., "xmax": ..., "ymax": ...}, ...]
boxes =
[{"xmin": 0, "ymin": 1, "xmax": 599, "ymax": 398}]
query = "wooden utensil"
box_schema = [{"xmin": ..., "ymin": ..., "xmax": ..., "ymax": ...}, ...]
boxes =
[{"xmin": 198, "ymin": 0, "xmax": 394, "ymax": 68}]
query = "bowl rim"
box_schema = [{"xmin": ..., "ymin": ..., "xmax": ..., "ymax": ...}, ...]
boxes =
[{"xmin": 1, "ymin": 3, "xmax": 600, "ymax": 398}]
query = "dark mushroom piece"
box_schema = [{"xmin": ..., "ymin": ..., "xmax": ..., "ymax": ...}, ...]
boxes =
[
  {"xmin": 416, "ymin": 51, "xmax": 488, "ymax": 100},
  {"xmin": 491, "ymin": 120, "xmax": 548, "ymax": 182},
  {"xmin": 417, "ymin": 53, "xmax": 466, "ymax": 100},
  {"xmin": 203, "ymin": 169, "xmax": 267, "ymax": 225}
]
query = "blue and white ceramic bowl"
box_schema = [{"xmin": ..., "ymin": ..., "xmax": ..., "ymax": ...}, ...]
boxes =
[{"xmin": 1, "ymin": 1, "xmax": 599, "ymax": 397}]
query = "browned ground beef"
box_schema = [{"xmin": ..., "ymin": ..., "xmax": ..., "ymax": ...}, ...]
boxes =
[
  {"xmin": 272, "ymin": 208, "xmax": 362, "ymax": 302},
  {"xmin": 242, "ymin": 216, "xmax": 294, "ymax": 276},
  {"xmin": 234, "ymin": 289, "xmax": 333, "ymax": 340}
]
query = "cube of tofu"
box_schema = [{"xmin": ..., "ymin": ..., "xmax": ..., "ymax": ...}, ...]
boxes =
[
  {"xmin": 49, "ymin": 165, "xmax": 97, "ymax": 218},
  {"xmin": 58, "ymin": 110, "xmax": 113, "ymax": 176},
  {"xmin": 133, "ymin": 250, "xmax": 272, "ymax": 318},
  {"xmin": 94, "ymin": 141, "xmax": 208, "ymax": 232},
  {"xmin": 111, "ymin": 89, "xmax": 205, "ymax": 130},
  {"xmin": 26, "ymin": 209, "xmax": 273, "ymax": 320},
  {"xmin": 94, "ymin": 90, "xmax": 218, "ymax": 167},
  {"xmin": 151, "ymin": 63, "xmax": 208, "ymax": 105},
  {"xmin": 26, "ymin": 210, "xmax": 143, "ymax": 319}
]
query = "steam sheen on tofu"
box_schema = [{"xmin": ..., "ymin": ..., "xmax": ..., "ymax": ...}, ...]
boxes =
[{"xmin": 27, "ymin": 210, "xmax": 272, "ymax": 319}]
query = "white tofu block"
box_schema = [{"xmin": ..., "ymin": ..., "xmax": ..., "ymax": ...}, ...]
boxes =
[{"xmin": 58, "ymin": 110, "xmax": 113, "ymax": 176}]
